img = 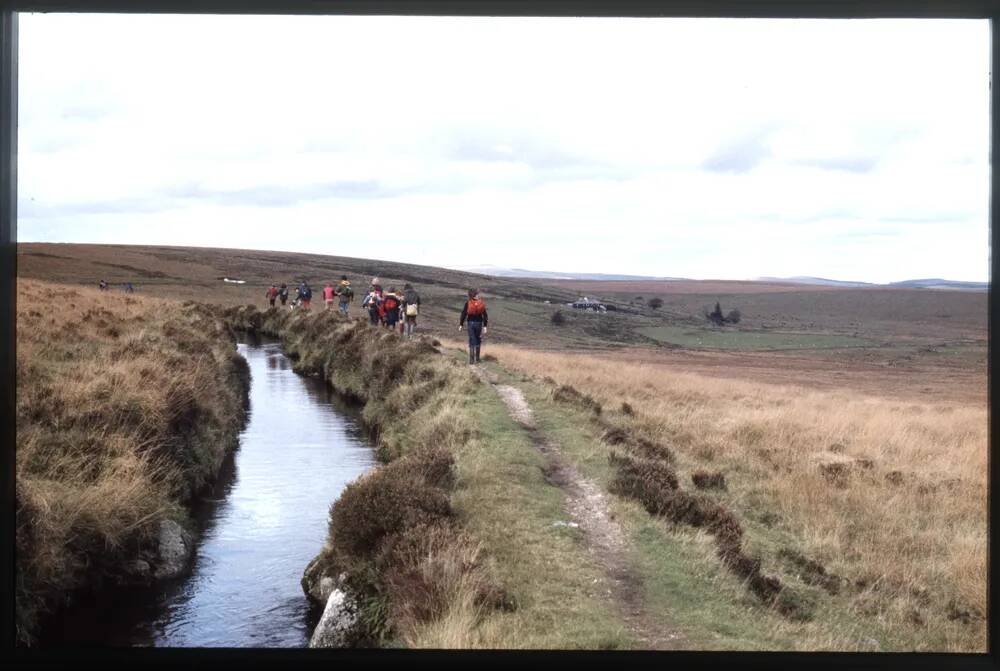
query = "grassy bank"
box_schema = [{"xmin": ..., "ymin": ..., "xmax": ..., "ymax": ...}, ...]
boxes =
[
  {"xmin": 15, "ymin": 279, "xmax": 251, "ymax": 645},
  {"xmin": 480, "ymin": 343, "xmax": 987, "ymax": 652}
]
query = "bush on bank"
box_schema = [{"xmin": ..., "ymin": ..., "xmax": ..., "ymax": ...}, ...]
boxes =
[{"xmin": 15, "ymin": 282, "xmax": 251, "ymax": 645}]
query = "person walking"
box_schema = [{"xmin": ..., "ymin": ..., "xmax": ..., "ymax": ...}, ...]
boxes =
[
  {"xmin": 298, "ymin": 281, "xmax": 313, "ymax": 310},
  {"xmin": 278, "ymin": 283, "xmax": 289, "ymax": 306},
  {"xmin": 335, "ymin": 276, "xmax": 353, "ymax": 316},
  {"xmin": 401, "ymin": 283, "xmax": 421, "ymax": 338},
  {"xmin": 382, "ymin": 288, "xmax": 402, "ymax": 331},
  {"xmin": 266, "ymin": 284, "xmax": 279, "ymax": 307},
  {"xmin": 362, "ymin": 288, "xmax": 382, "ymax": 325},
  {"xmin": 369, "ymin": 277, "xmax": 385, "ymax": 325},
  {"xmin": 99, "ymin": 279, "xmax": 108, "ymax": 291},
  {"xmin": 459, "ymin": 288, "xmax": 488, "ymax": 365},
  {"xmin": 323, "ymin": 282, "xmax": 336, "ymax": 310}
]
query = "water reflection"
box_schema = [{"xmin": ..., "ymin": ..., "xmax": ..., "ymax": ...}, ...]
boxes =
[{"xmin": 40, "ymin": 338, "xmax": 375, "ymax": 648}]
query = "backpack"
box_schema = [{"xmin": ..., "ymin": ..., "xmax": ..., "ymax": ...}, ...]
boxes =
[
  {"xmin": 467, "ymin": 298, "xmax": 486, "ymax": 316},
  {"xmin": 279, "ymin": 287, "xmax": 288, "ymax": 297},
  {"xmin": 406, "ymin": 304, "xmax": 419, "ymax": 316},
  {"xmin": 342, "ymin": 284, "xmax": 354, "ymax": 298},
  {"xmin": 302, "ymin": 286, "xmax": 312, "ymax": 299},
  {"xmin": 383, "ymin": 295, "xmax": 400, "ymax": 311}
]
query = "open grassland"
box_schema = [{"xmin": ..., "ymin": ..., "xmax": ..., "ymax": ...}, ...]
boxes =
[
  {"xmin": 18, "ymin": 243, "xmax": 987, "ymax": 363},
  {"xmin": 635, "ymin": 325, "xmax": 878, "ymax": 351},
  {"xmin": 477, "ymin": 343, "xmax": 987, "ymax": 652},
  {"xmin": 15, "ymin": 279, "xmax": 250, "ymax": 645}
]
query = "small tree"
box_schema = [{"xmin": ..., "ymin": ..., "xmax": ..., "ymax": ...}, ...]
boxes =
[
  {"xmin": 706, "ymin": 301, "xmax": 724, "ymax": 326},
  {"xmin": 551, "ymin": 310, "xmax": 566, "ymax": 326},
  {"xmin": 648, "ymin": 297, "xmax": 663, "ymax": 310},
  {"xmin": 726, "ymin": 309, "xmax": 741, "ymax": 324}
]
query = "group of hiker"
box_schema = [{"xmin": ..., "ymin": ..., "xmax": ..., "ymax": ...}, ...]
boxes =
[
  {"xmin": 263, "ymin": 276, "xmax": 490, "ymax": 363},
  {"xmin": 264, "ymin": 276, "xmax": 424, "ymax": 338}
]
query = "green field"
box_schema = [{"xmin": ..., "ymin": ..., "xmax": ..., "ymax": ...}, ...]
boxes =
[{"xmin": 636, "ymin": 325, "xmax": 878, "ymax": 351}]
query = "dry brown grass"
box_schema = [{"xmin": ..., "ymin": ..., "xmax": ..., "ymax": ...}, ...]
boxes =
[
  {"xmin": 482, "ymin": 342, "xmax": 987, "ymax": 651},
  {"xmin": 15, "ymin": 279, "xmax": 249, "ymax": 644}
]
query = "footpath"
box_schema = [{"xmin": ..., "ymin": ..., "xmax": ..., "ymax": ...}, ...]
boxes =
[{"xmin": 471, "ymin": 364, "xmax": 685, "ymax": 650}]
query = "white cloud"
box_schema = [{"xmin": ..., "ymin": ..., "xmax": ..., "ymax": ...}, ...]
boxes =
[{"xmin": 16, "ymin": 14, "xmax": 990, "ymax": 282}]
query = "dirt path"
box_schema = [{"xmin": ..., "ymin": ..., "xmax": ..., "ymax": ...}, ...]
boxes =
[{"xmin": 472, "ymin": 366, "xmax": 685, "ymax": 650}]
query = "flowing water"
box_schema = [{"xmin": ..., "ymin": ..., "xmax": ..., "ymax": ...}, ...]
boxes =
[{"xmin": 40, "ymin": 336, "xmax": 376, "ymax": 647}]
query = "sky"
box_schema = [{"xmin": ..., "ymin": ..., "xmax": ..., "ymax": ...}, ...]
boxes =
[{"xmin": 16, "ymin": 14, "xmax": 991, "ymax": 283}]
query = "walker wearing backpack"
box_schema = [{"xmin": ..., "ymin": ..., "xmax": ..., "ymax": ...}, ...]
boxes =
[
  {"xmin": 299, "ymin": 282, "xmax": 313, "ymax": 310},
  {"xmin": 382, "ymin": 289, "xmax": 401, "ymax": 330},
  {"xmin": 362, "ymin": 290, "xmax": 382, "ymax": 325},
  {"xmin": 336, "ymin": 276, "xmax": 354, "ymax": 316},
  {"xmin": 459, "ymin": 288, "xmax": 488, "ymax": 364},
  {"xmin": 402, "ymin": 283, "xmax": 421, "ymax": 338}
]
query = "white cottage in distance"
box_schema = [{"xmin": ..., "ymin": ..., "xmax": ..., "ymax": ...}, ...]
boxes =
[{"xmin": 568, "ymin": 296, "xmax": 607, "ymax": 312}]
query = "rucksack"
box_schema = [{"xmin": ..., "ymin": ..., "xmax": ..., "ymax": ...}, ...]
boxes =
[
  {"xmin": 302, "ymin": 286, "xmax": 312, "ymax": 299},
  {"xmin": 342, "ymin": 285, "xmax": 354, "ymax": 298},
  {"xmin": 383, "ymin": 295, "xmax": 400, "ymax": 311},
  {"xmin": 467, "ymin": 298, "xmax": 486, "ymax": 316}
]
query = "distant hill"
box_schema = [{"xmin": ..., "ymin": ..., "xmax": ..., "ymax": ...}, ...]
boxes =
[
  {"xmin": 450, "ymin": 265, "xmax": 686, "ymax": 281},
  {"xmin": 755, "ymin": 276, "xmax": 876, "ymax": 288},
  {"xmin": 757, "ymin": 276, "xmax": 988, "ymax": 291},
  {"xmin": 887, "ymin": 279, "xmax": 989, "ymax": 291}
]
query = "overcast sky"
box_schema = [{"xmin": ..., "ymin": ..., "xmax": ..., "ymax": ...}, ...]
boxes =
[{"xmin": 16, "ymin": 14, "xmax": 990, "ymax": 282}]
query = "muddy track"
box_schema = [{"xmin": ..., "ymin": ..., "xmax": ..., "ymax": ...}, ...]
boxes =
[{"xmin": 472, "ymin": 366, "xmax": 685, "ymax": 650}]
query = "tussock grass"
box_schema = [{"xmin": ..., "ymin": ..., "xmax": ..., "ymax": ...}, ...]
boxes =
[
  {"xmin": 484, "ymin": 343, "xmax": 987, "ymax": 651},
  {"xmin": 15, "ymin": 279, "xmax": 250, "ymax": 645}
]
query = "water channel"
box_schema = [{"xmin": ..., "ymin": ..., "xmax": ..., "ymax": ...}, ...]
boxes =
[{"xmin": 42, "ymin": 335, "xmax": 376, "ymax": 647}]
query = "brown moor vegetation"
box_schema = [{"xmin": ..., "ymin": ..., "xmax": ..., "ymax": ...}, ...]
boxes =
[
  {"xmin": 484, "ymin": 343, "xmax": 987, "ymax": 651},
  {"xmin": 15, "ymin": 279, "xmax": 250, "ymax": 645}
]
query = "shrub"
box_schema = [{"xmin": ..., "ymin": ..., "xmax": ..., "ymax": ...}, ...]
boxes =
[
  {"xmin": 607, "ymin": 451, "xmax": 679, "ymax": 514},
  {"xmin": 551, "ymin": 310, "xmax": 565, "ymax": 326},
  {"xmin": 328, "ymin": 458, "xmax": 453, "ymax": 562},
  {"xmin": 726, "ymin": 309, "xmax": 741, "ymax": 324},
  {"xmin": 691, "ymin": 470, "xmax": 727, "ymax": 490},
  {"xmin": 552, "ymin": 384, "xmax": 602, "ymax": 415},
  {"xmin": 648, "ymin": 298, "xmax": 663, "ymax": 309}
]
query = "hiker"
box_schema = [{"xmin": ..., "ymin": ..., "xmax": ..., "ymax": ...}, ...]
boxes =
[
  {"xmin": 459, "ymin": 288, "xmax": 488, "ymax": 364},
  {"xmin": 323, "ymin": 282, "xmax": 336, "ymax": 310},
  {"xmin": 298, "ymin": 281, "xmax": 313, "ymax": 310},
  {"xmin": 382, "ymin": 288, "xmax": 401, "ymax": 331},
  {"xmin": 99, "ymin": 279, "xmax": 108, "ymax": 291},
  {"xmin": 370, "ymin": 277, "xmax": 385, "ymax": 324},
  {"xmin": 362, "ymin": 288, "xmax": 382, "ymax": 325},
  {"xmin": 266, "ymin": 284, "xmax": 279, "ymax": 307},
  {"xmin": 401, "ymin": 283, "xmax": 421, "ymax": 338},
  {"xmin": 278, "ymin": 283, "xmax": 289, "ymax": 306},
  {"xmin": 124, "ymin": 282, "xmax": 135, "ymax": 293},
  {"xmin": 335, "ymin": 275, "xmax": 353, "ymax": 316}
]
